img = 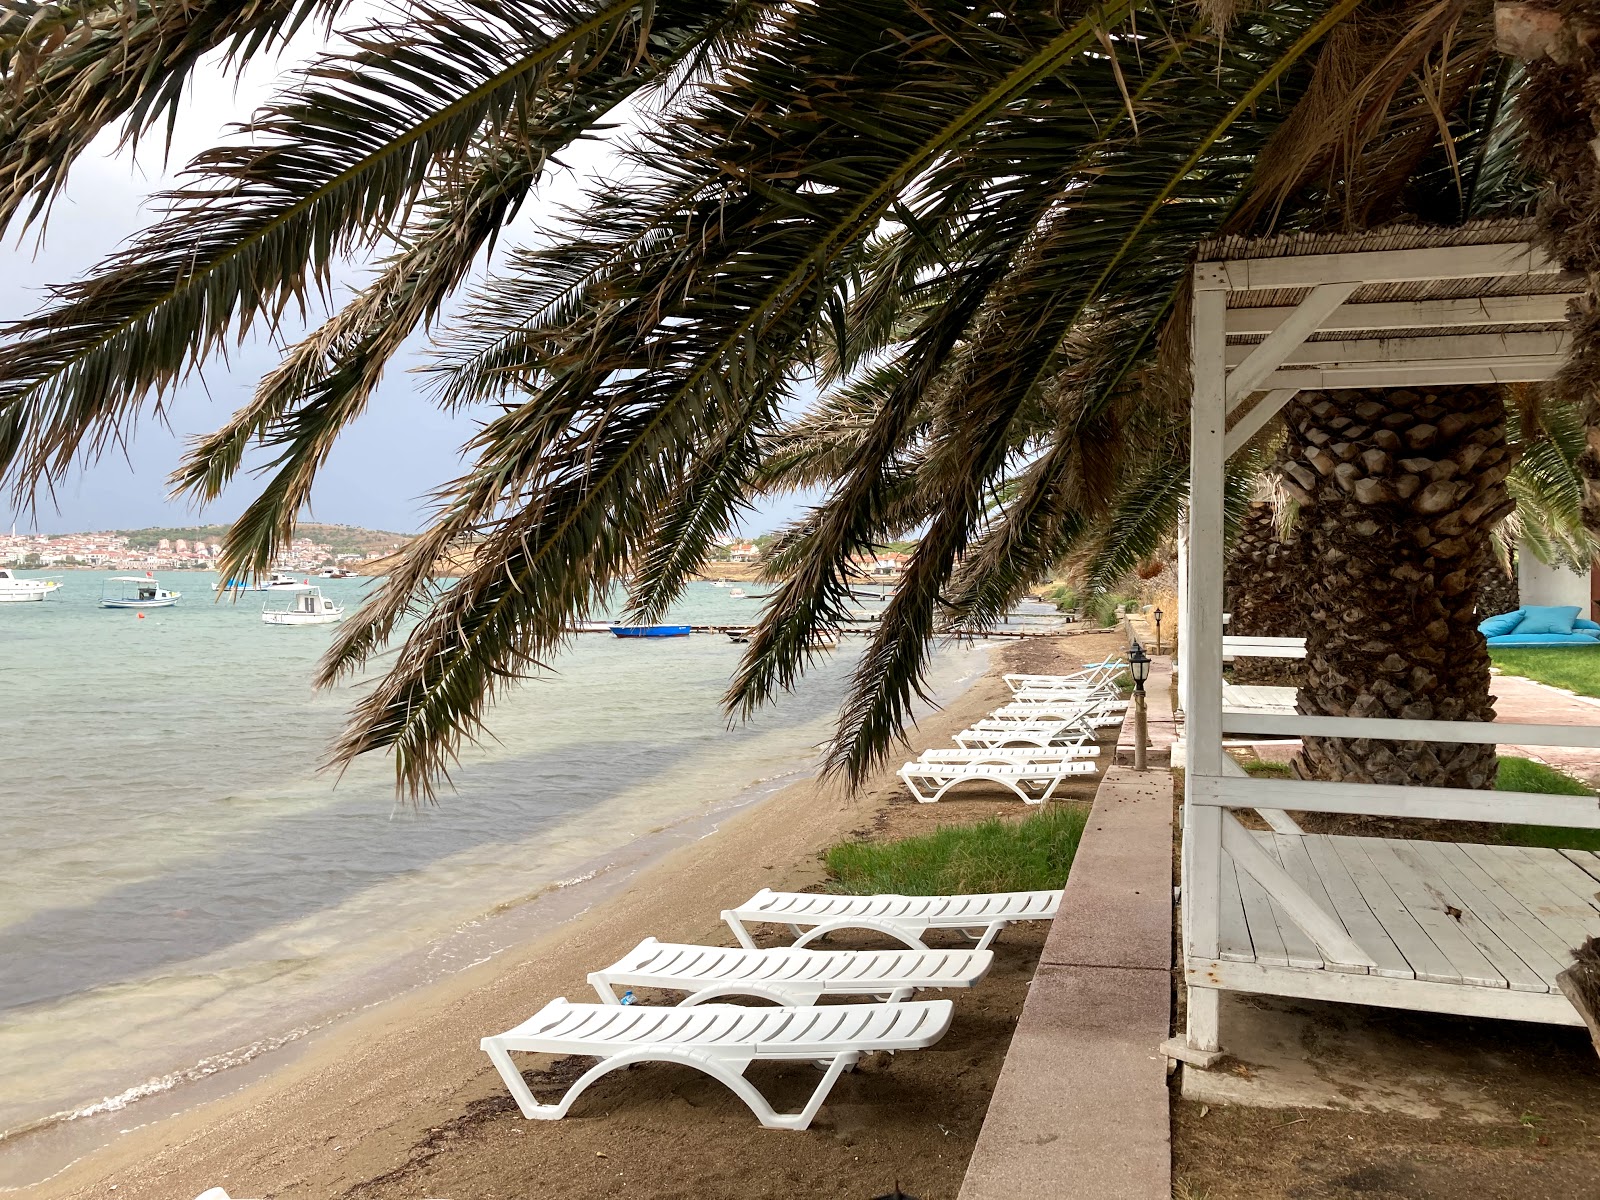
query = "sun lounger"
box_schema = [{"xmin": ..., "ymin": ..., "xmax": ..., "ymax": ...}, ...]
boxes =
[
  {"xmin": 588, "ymin": 937, "xmax": 994, "ymax": 1005},
  {"xmin": 897, "ymin": 759, "xmax": 1095, "ymax": 804},
  {"xmin": 722, "ymin": 887, "xmax": 1064, "ymax": 952},
  {"xmin": 1003, "ymin": 661, "xmax": 1125, "ymax": 695},
  {"xmin": 482, "ymin": 997, "xmax": 953, "ymax": 1130},
  {"xmin": 991, "ymin": 702, "xmax": 1125, "ymax": 728},
  {"xmin": 1006, "ymin": 692, "xmax": 1129, "ymax": 711},
  {"xmin": 953, "ymin": 723, "xmax": 1096, "ymax": 750},
  {"xmin": 915, "ymin": 745, "xmax": 1098, "ymax": 764}
]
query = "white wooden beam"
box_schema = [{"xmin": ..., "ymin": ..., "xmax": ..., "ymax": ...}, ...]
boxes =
[
  {"xmin": 1188, "ymin": 958, "xmax": 1585, "ymax": 1025},
  {"xmin": 1219, "ymin": 712, "xmax": 1600, "ymax": 749},
  {"xmin": 1224, "ymin": 388, "xmax": 1297, "ymax": 457},
  {"xmin": 1183, "ymin": 272, "xmax": 1229, "ymax": 977},
  {"xmin": 1220, "ymin": 814, "xmax": 1378, "ymax": 968},
  {"xmin": 1199, "ymin": 243, "xmax": 1564, "ymax": 292},
  {"xmin": 1225, "ymin": 293, "xmax": 1579, "ymax": 335},
  {"xmin": 1194, "ymin": 774, "xmax": 1600, "ymax": 828},
  {"xmin": 1218, "ymin": 754, "xmax": 1304, "ymax": 834},
  {"xmin": 1229, "ymin": 330, "xmax": 1568, "ymax": 369},
  {"xmin": 1265, "ymin": 358, "xmax": 1565, "ymax": 388},
  {"xmin": 1225, "ymin": 284, "xmax": 1360, "ymax": 402}
]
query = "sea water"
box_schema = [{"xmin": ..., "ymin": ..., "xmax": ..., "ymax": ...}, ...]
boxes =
[{"xmin": 0, "ymin": 573, "xmax": 992, "ymax": 1184}]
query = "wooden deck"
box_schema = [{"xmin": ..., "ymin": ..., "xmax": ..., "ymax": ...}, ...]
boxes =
[
  {"xmin": 1220, "ymin": 683, "xmax": 1298, "ymax": 714},
  {"xmin": 1198, "ymin": 833, "xmax": 1600, "ymax": 1024}
]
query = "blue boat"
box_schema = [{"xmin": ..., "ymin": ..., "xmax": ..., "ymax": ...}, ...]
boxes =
[{"xmin": 608, "ymin": 624, "xmax": 692, "ymax": 638}]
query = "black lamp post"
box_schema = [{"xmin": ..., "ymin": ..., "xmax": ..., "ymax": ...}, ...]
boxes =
[
  {"xmin": 1128, "ymin": 640, "xmax": 1150, "ymax": 770},
  {"xmin": 1152, "ymin": 607, "xmax": 1164, "ymax": 656}
]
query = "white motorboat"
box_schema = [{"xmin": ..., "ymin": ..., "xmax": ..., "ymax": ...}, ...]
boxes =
[
  {"xmin": 101, "ymin": 575, "xmax": 180, "ymax": 609},
  {"xmin": 0, "ymin": 568, "xmax": 62, "ymax": 603},
  {"xmin": 213, "ymin": 570, "xmax": 307, "ymax": 592},
  {"xmin": 262, "ymin": 586, "xmax": 344, "ymax": 625},
  {"xmin": 318, "ymin": 567, "xmax": 353, "ymax": 579}
]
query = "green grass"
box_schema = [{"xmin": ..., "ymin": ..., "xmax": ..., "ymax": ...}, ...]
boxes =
[
  {"xmin": 1496, "ymin": 756, "xmax": 1600, "ymax": 851},
  {"xmin": 1240, "ymin": 757, "xmax": 1293, "ymax": 778},
  {"xmin": 1490, "ymin": 645, "xmax": 1600, "ymax": 699},
  {"xmin": 825, "ymin": 807, "xmax": 1089, "ymax": 896}
]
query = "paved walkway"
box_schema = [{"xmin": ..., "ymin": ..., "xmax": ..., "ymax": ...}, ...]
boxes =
[{"xmin": 960, "ymin": 661, "xmax": 1174, "ymax": 1200}]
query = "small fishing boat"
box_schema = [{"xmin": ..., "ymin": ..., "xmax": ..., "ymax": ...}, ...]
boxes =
[
  {"xmin": 318, "ymin": 567, "xmax": 353, "ymax": 579},
  {"xmin": 712, "ymin": 580, "xmax": 729, "ymax": 588},
  {"xmin": 608, "ymin": 624, "xmax": 692, "ymax": 638},
  {"xmin": 0, "ymin": 568, "xmax": 62, "ymax": 603},
  {"xmin": 262, "ymin": 586, "xmax": 344, "ymax": 625},
  {"xmin": 725, "ymin": 628, "xmax": 752, "ymax": 644},
  {"xmin": 101, "ymin": 575, "xmax": 181, "ymax": 609}
]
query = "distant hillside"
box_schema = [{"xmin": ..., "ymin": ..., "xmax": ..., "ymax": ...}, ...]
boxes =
[{"xmin": 114, "ymin": 523, "xmax": 411, "ymax": 555}]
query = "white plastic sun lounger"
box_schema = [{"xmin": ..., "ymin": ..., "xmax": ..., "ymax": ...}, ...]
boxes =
[
  {"xmin": 723, "ymin": 888, "xmax": 1064, "ymax": 952},
  {"xmin": 1007, "ymin": 692, "xmax": 1129, "ymax": 711},
  {"xmin": 953, "ymin": 723, "xmax": 1096, "ymax": 750},
  {"xmin": 991, "ymin": 702, "xmax": 1125, "ymax": 728},
  {"xmin": 1003, "ymin": 661, "xmax": 1125, "ymax": 694},
  {"xmin": 588, "ymin": 938, "xmax": 994, "ymax": 1005},
  {"xmin": 898, "ymin": 759, "xmax": 1095, "ymax": 804},
  {"xmin": 916, "ymin": 745, "xmax": 1098, "ymax": 764},
  {"xmin": 482, "ymin": 997, "xmax": 953, "ymax": 1130}
]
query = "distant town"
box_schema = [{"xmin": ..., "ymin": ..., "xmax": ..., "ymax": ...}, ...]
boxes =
[{"xmin": 0, "ymin": 523, "xmax": 409, "ymax": 572}]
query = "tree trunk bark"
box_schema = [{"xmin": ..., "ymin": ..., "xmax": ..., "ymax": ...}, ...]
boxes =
[
  {"xmin": 1476, "ymin": 548, "xmax": 1520, "ymax": 618},
  {"xmin": 1224, "ymin": 500, "xmax": 1304, "ymax": 685},
  {"xmin": 1278, "ymin": 386, "xmax": 1515, "ymax": 789}
]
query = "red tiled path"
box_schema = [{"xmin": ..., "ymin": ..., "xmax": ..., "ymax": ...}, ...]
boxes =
[{"xmin": 1491, "ymin": 672, "xmax": 1600, "ymax": 785}]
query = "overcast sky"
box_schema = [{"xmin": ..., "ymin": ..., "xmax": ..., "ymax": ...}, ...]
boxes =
[{"xmin": 1, "ymin": 36, "xmax": 812, "ymax": 537}]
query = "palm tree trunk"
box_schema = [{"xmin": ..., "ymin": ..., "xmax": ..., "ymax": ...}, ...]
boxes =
[
  {"xmin": 1224, "ymin": 500, "xmax": 1304, "ymax": 685},
  {"xmin": 1277, "ymin": 386, "xmax": 1516, "ymax": 788}
]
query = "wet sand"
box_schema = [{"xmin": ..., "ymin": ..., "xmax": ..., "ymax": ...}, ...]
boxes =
[{"xmin": 19, "ymin": 632, "xmax": 1124, "ymax": 1200}]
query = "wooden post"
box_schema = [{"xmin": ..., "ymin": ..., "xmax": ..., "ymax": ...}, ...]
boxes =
[{"xmin": 1182, "ymin": 266, "xmax": 1230, "ymax": 1054}]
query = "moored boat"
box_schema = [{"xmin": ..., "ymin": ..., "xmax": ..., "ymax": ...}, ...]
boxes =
[
  {"xmin": 262, "ymin": 586, "xmax": 344, "ymax": 625},
  {"xmin": 100, "ymin": 575, "xmax": 180, "ymax": 609},
  {"xmin": 608, "ymin": 624, "xmax": 692, "ymax": 638},
  {"xmin": 0, "ymin": 568, "xmax": 62, "ymax": 603}
]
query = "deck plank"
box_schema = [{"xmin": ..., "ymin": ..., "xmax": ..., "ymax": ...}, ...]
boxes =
[
  {"xmin": 1329, "ymin": 837, "xmax": 1461, "ymax": 985},
  {"xmin": 1217, "ymin": 856, "xmax": 1255, "ymax": 963},
  {"xmin": 1253, "ymin": 837, "xmax": 1327, "ymax": 970},
  {"xmin": 1264, "ymin": 832, "xmax": 1366, "ymax": 974},
  {"xmin": 1513, "ymin": 847, "xmax": 1600, "ymax": 914},
  {"xmin": 1456, "ymin": 844, "xmax": 1598, "ymax": 951},
  {"xmin": 1560, "ymin": 849, "xmax": 1600, "ymax": 887},
  {"xmin": 1302, "ymin": 836, "xmax": 1413, "ymax": 979},
  {"xmin": 1384, "ymin": 840, "xmax": 1547, "ymax": 992},
  {"xmin": 1404, "ymin": 840, "xmax": 1570, "ymax": 988},
  {"xmin": 1359, "ymin": 840, "xmax": 1506, "ymax": 988},
  {"xmin": 1234, "ymin": 862, "xmax": 1290, "ymax": 967}
]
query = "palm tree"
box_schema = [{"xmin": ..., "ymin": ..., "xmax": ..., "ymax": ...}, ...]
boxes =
[{"xmin": 0, "ymin": 0, "xmax": 1579, "ymax": 796}]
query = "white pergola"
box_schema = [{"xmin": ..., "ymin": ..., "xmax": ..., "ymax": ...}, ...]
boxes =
[{"xmin": 1173, "ymin": 220, "xmax": 1600, "ymax": 1063}]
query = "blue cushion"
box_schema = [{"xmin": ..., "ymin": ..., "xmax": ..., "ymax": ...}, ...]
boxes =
[
  {"xmin": 1517, "ymin": 605, "xmax": 1582, "ymax": 635},
  {"xmin": 1487, "ymin": 631, "xmax": 1600, "ymax": 646},
  {"xmin": 1478, "ymin": 610, "xmax": 1524, "ymax": 637},
  {"xmin": 1577, "ymin": 618, "xmax": 1600, "ymax": 631}
]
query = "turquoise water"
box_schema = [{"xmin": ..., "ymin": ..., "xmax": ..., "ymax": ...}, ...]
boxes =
[{"xmin": 0, "ymin": 571, "xmax": 987, "ymax": 1172}]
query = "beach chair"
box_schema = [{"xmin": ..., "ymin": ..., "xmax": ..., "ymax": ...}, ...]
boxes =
[
  {"xmin": 723, "ymin": 887, "xmax": 1064, "ymax": 952},
  {"xmin": 1006, "ymin": 692, "xmax": 1130, "ymax": 712},
  {"xmin": 915, "ymin": 745, "xmax": 1098, "ymax": 764},
  {"xmin": 897, "ymin": 758, "xmax": 1095, "ymax": 804},
  {"xmin": 992, "ymin": 700, "xmax": 1120, "ymax": 729},
  {"xmin": 481, "ymin": 997, "xmax": 953, "ymax": 1130},
  {"xmin": 952, "ymin": 722, "xmax": 1096, "ymax": 750},
  {"xmin": 1003, "ymin": 660, "xmax": 1126, "ymax": 695},
  {"xmin": 588, "ymin": 938, "xmax": 994, "ymax": 1005}
]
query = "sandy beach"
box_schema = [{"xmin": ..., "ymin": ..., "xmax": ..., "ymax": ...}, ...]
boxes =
[{"xmin": 17, "ymin": 631, "xmax": 1123, "ymax": 1200}]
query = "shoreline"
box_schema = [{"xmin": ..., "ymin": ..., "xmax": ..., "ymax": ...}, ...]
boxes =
[{"xmin": 12, "ymin": 632, "xmax": 1118, "ymax": 1200}]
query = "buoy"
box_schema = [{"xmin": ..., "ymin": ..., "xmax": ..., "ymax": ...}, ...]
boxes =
[{"xmin": 137, "ymin": 612, "xmax": 145, "ymax": 620}]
